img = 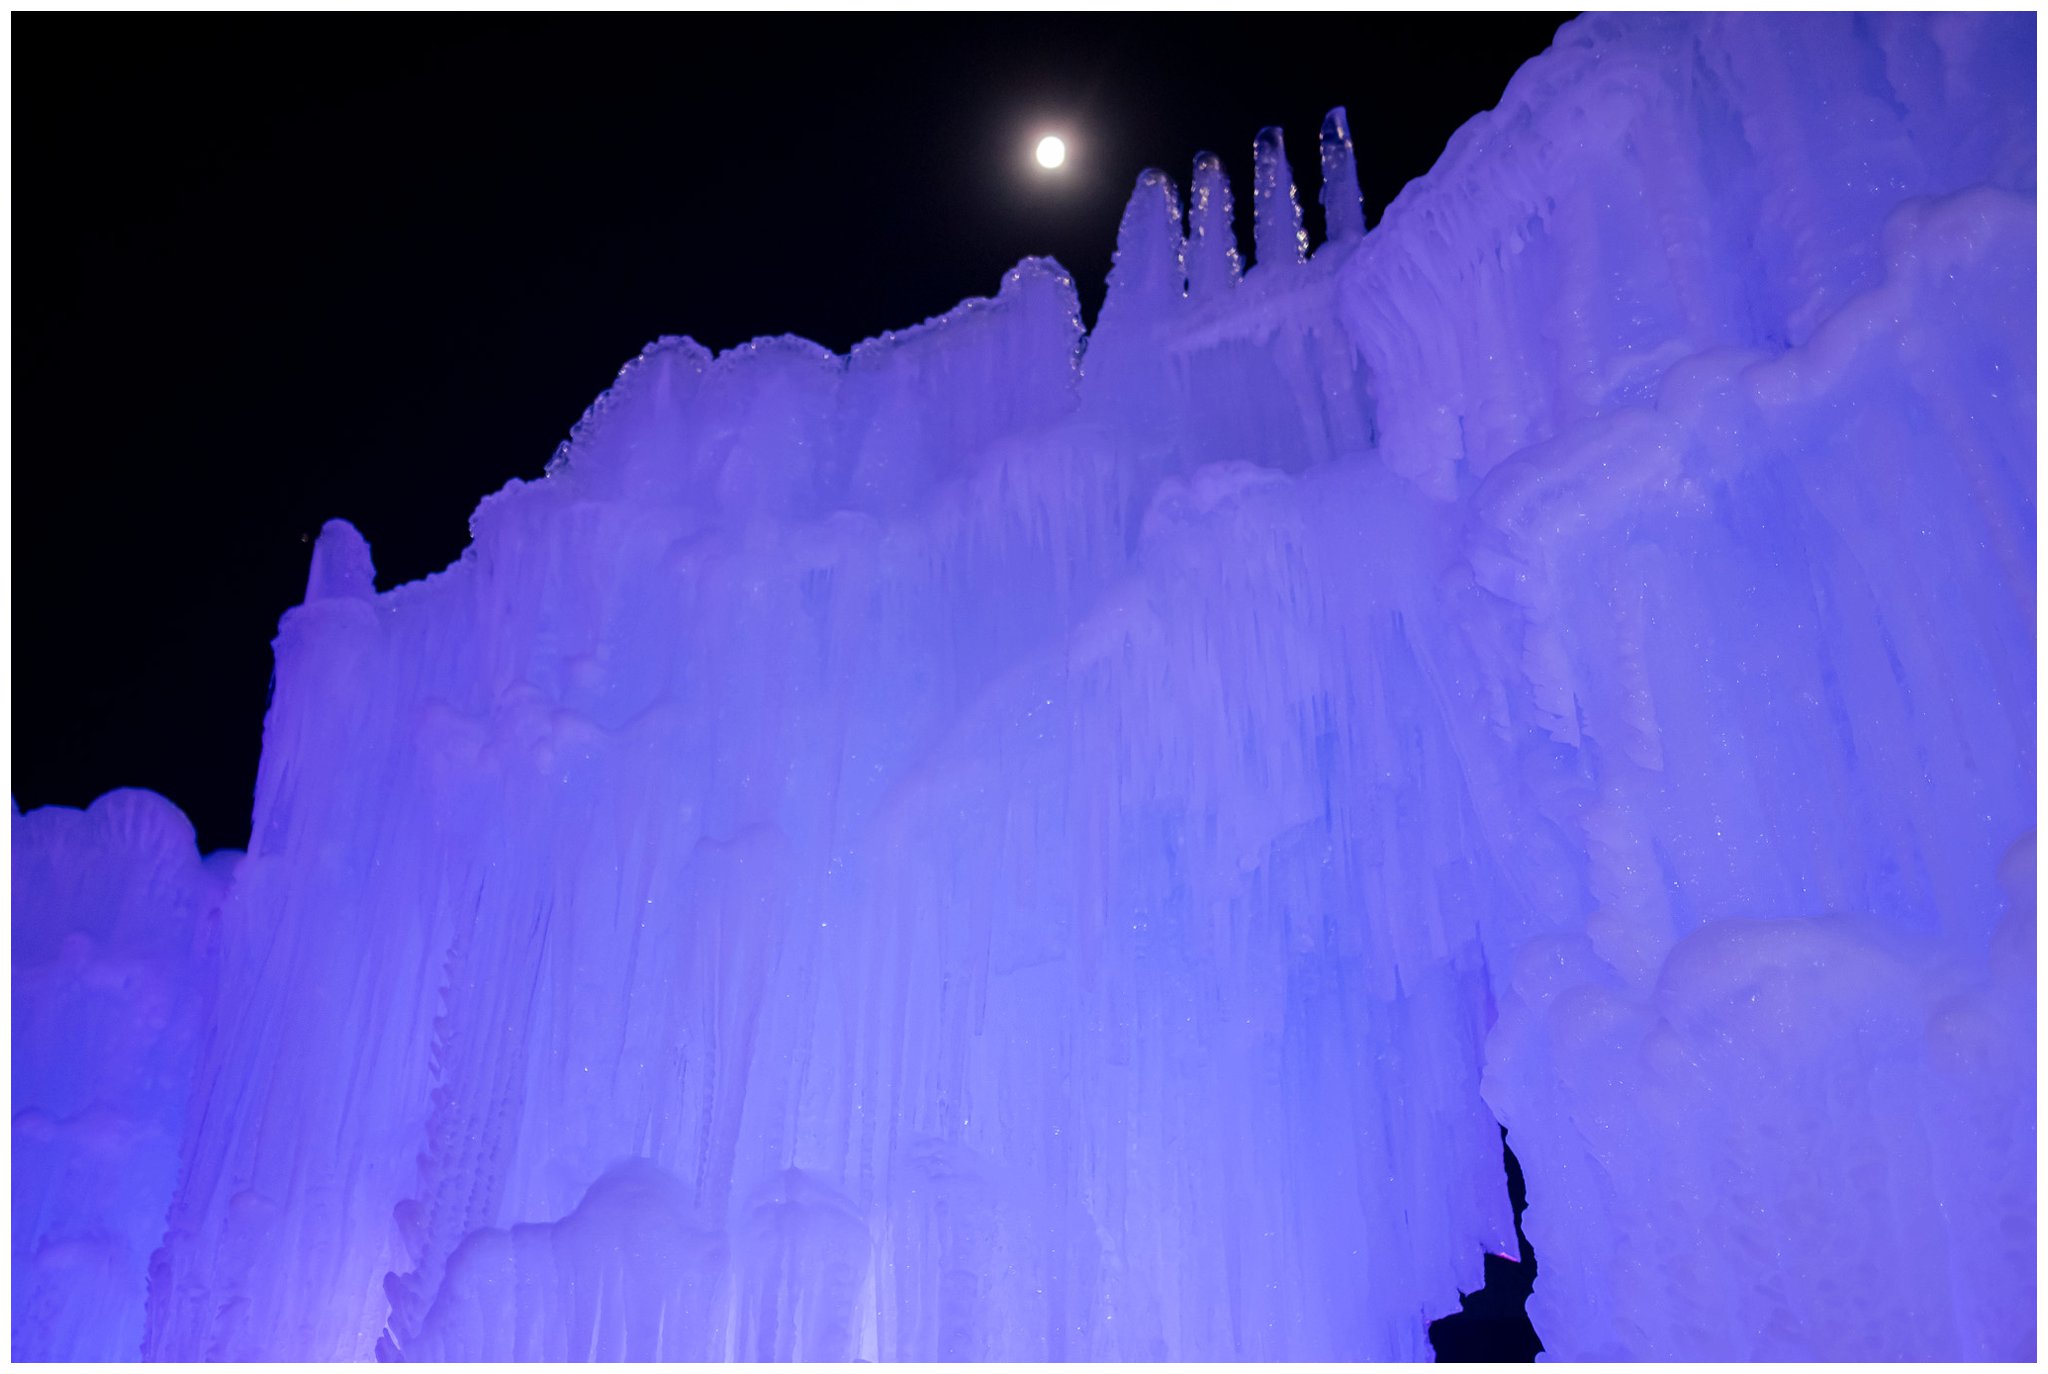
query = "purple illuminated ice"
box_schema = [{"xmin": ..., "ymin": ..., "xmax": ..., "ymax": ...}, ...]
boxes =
[{"xmin": 12, "ymin": 11, "xmax": 2035, "ymax": 1362}]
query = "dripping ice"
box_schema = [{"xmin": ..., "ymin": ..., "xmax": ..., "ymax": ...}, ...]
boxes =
[{"xmin": 12, "ymin": 12, "xmax": 2035, "ymax": 1363}]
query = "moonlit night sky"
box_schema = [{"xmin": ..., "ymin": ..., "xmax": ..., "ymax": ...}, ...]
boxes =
[{"xmin": 14, "ymin": 15, "xmax": 1572, "ymax": 857}]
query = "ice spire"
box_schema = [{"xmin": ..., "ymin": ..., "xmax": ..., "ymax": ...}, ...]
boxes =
[
  {"xmin": 303, "ymin": 518, "xmax": 375, "ymax": 602},
  {"xmin": 1102, "ymin": 167, "xmax": 1186, "ymax": 314},
  {"xmin": 1186, "ymin": 151, "xmax": 1242, "ymax": 298},
  {"xmin": 1318, "ymin": 106, "xmax": 1366, "ymax": 244},
  {"xmin": 1251, "ymin": 126, "xmax": 1308, "ymax": 271}
]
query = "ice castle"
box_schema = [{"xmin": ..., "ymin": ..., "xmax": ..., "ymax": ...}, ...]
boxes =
[{"xmin": 13, "ymin": 12, "xmax": 2035, "ymax": 1361}]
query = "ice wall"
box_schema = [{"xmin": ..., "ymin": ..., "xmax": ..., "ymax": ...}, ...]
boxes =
[
  {"xmin": 12, "ymin": 11, "xmax": 2034, "ymax": 1362},
  {"xmin": 12, "ymin": 792, "xmax": 230, "ymax": 1360}
]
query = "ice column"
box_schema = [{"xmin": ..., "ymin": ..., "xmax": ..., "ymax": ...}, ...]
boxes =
[
  {"xmin": 1186, "ymin": 152, "xmax": 1242, "ymax": 299},
  {"xmin": 1251, "ymin": 126, "xmax": 1308, "ymax": 271},
  {"xmin": 1318, "ymin": 106, "xmax": 1366, "ymax": 244},
  {"xmin": 1103, "ymin": 169, "xmax": 1186, "ymax": 311},
  {"xmin": 1089, "ymin": 168, "xmax": 1190, "ymax": 423}
]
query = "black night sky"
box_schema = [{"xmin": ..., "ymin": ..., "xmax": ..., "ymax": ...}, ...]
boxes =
[{"xmin": 15, "ymin": 16, "xmax": 1570, "ymax": 1359}]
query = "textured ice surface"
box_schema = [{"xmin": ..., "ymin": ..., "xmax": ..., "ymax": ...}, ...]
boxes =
[
  {"xmin": 12, "ymin": 792, "xmax": 231, "ymax": 1360},
  {"xmin": 12, "ymin": 11, "xmax": 2035, "ymax": 1362}
]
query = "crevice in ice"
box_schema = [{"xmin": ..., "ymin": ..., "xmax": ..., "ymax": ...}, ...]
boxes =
[{"xmin": 1428, "ymin": 1128, "xmax": 1543, "ymax": 1362}]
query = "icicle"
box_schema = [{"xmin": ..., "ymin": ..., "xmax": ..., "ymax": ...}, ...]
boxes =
[
  {"xmin": 1318, "ymin": 107, "xmax": 1366, "ymax": 244},
  {"xmin": 1186, "ymin": 151, "xmax": 1242, "ymax": 299},
  {"xmin": 1252, "ymin": 126, "xmax": 1307, "ymax": 271},
  {"xmin": 1101, "ymin": 168, "xmax": 1185, "ymax": 316}
]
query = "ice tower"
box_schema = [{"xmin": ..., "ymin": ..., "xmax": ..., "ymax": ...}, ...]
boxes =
[{"xmin": 13, "ymin": 12, "xmax": 2035, "ymax": 1362}]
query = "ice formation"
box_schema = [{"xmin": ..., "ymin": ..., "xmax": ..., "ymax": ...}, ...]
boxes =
[{"xmin": 12, "ymin": 12, "xmax": 2035, "ymax": 1362}]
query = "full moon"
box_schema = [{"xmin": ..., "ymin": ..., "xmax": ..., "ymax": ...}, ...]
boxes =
[{"xmin": 1035, "ymin": 135, "xmax": 1066, "ymax": 169}]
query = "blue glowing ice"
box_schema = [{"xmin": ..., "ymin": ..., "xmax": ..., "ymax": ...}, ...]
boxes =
[{"xmin": 12, "ymin": 11, "xmax": 2035, "ymax": 1362}]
